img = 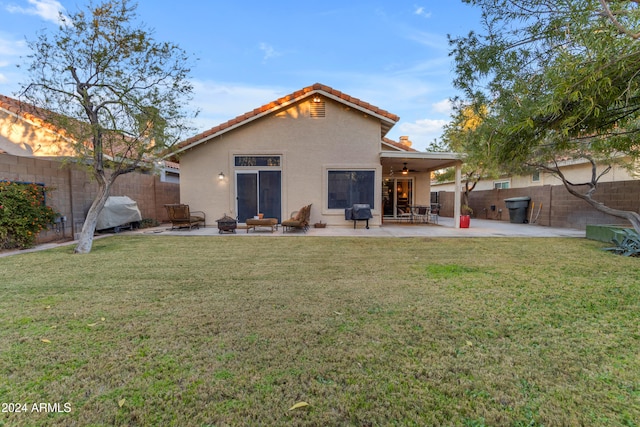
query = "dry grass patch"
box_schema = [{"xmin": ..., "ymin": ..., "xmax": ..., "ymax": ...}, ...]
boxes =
[{"xmin": 0, "ymin": 236, "xmax": 638, "ymax": 426}]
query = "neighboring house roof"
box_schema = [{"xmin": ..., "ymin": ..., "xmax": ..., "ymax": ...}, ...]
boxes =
[
  {"xmin": 0, "ymin": 94, "xmax": 172, "ymax": 170},
  {"xmin": 164, "ymin": 160, "xmax": 180, "ymax": 171},
  {"xmin": 0, "ymin": 94, "xmax": 75, "ymax": 157},
  {"xmin": 174, "ymin": 83, "xmax": 401, "ymax": 155},
  {"xmin": 0, "ymin": 94, "xmax": 72, "ymax": 138},
  {"xmin": 1, "ymin": 94, "xmax": 47, "ymax": 122}
]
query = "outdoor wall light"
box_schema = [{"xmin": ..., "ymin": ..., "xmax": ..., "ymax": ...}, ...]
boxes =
[
  {"xmin": 402, "ymin": 163, "xmax": 408, "ymax": 175},
  {"xmin": 312, "ymin": 95, "xmax": 322, "ymax": 103},
  {"xmin": 218, "ymin": 172, "xmax": 225, "ymax": 180}
]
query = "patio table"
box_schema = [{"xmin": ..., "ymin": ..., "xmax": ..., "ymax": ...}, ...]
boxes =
[{"xmin": 245, "ymin": 218, "xmax": 279, "ymax": 233}]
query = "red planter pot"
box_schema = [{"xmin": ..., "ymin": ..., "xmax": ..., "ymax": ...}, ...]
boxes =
[{"xmin": 460, "ymin": 215, "xmax": 471, "ymax": 228}]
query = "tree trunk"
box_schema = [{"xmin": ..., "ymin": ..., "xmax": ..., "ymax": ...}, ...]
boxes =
[
  {"xmin": 74, "ymin": 178, "xmax": 112, "ymax": 254},
  {"xmin": 577, "ymin": 191, "xmax": 640, "ymax": 233},
  {"xmin": 541, "ymin": 161, "xmax": 640, "ymax": 234}
]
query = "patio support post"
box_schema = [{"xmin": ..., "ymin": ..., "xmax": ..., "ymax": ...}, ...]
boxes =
[{"xmin": 454, "ymin": 161, "xmax": 462, "ymax": 228}]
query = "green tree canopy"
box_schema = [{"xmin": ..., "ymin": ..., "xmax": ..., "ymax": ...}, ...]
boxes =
[
  {"xmin": 430, "ymin": 102, "xmax": 501, "ymax": 207},
  {"xmin": 19, "ymin": 0, "xmax": 196, "ymax": 253},
  {"xmin": 450, "ymin": 0, "xmax": 640, "ymax": 231}
]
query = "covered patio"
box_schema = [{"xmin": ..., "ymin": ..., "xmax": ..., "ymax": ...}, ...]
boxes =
[{"xmin": 379, "ymin": 151, "xmax": 465, "ymax": 228}]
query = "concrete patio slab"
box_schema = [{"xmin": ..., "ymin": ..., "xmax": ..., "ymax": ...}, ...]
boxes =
[{"xmin": 149, "ymin": 216, "xmax": 585, "ymax": 238}]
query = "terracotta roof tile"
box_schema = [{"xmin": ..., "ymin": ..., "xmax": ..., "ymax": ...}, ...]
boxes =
[
  {"xmin": 176, "ymin": 83, "xmax": 400, "ymax": 151},
  {"xmin": 383, "ymin": 137, "xmax": 418, "ymax": 152},
  {"xmin": 0, "ymin": 94, "xmax": 63, "ymax": 136}
]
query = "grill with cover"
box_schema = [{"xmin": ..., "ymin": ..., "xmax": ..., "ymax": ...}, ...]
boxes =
[
  {"xmin": 96, "ymin": 196, "xmax": 142, "ymax": 232},
  {"xmin": 345, "ymin": 204, "xmax": 373, "ymax": 229}
]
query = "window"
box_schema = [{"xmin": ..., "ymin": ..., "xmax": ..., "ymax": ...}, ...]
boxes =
[
  {"xmin": 234, "ymin": 156, "xmax": 280, "ymax": 167},
  {"xmin": 532, "ymin": 170, "xmax": 541, "ymax": 182},
  {"xmin": 328, "ymin": 170, "xmax": 375, "ymax": 209},
  {"xmin": 494, "ymin": 180, "xmax": 510, "ymax": 189}
]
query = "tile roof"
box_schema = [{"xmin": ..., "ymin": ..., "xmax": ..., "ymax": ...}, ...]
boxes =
[
  {"xmin": 382, "ymin": 137, "xmax": 418, "ymax": 152},
  {"xmin": 175, "ymin": 83, "xmax": 400, "ymax": 153},
  {"xmin": 0, "ymin": 94, "xmax": 67, "ymax": 137},
  {"xmin": 0, "ymin": 94, "xmax": 168, "ymax": 165}
]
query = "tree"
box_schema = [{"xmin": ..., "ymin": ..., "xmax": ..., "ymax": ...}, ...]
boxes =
[
  {"xmin": 19, "ymin": 0, "xmax": 195, "ymax": 253},
  {"xmin": 430, "ymin": 102, "xmax": 500, "ymax": 208},
  {"xmin": 450, "ymin": 0, "xmax": 640, "ymax": 231}
]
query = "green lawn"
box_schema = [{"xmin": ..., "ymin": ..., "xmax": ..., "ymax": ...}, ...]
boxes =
[{"xmin": 0, "ymin": 235, "xmax": 638, "ymax": 426}]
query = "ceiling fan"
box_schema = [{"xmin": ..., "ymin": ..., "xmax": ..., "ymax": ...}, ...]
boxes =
[{"xmin": 401, "ymin": 162, "xmax": 419, "ymax": 174}]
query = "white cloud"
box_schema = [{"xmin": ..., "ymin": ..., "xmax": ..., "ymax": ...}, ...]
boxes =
[
  {"xmin": 431, "ymin": 98, "xmax": 452, "ymax": 115},
  {"xmin": 404, "ymin": 30, "xmax": 448, "ymax": 50},
  {"xmin": 6, "ymin": 0, "xmax": 68, "ymax": 25},
  {"xmin": 393, "ymin": 118, "xmax": 449, "ymax": 150},
  {"xmin": 0, "ymin": 36, "xmax": 28, "ymax": 95},
  {"xmin": 414, "ymin": 6, "xmax": 432, "ymax": 18},
  {"xmin": 0, "ymin": 36, "xmax": 26, "ymax": 57},
  {"xmin": 259, "ymin": 42, "xmax": 282, "ymax": 62},
  {"xmin": 401, "ymin": 118, "xmax": 448, "ymax": 134}
]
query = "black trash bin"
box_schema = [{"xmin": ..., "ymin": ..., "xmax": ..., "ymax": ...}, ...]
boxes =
[{"xmin": 504, "ymin": 197, "xmax": 531, "ymax": 223}]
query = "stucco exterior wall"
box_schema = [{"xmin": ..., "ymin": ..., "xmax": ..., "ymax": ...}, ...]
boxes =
[
  {"xmin": 413, "ymin": 174, "xmax": 432, "ymax": 206},
  {"xmin": 433, "ymin": 159, "xmax": 637, "ymax": 192},
  {"xmin": 180, "ymin": 98, "xmax": 384, "ymax": 226}
]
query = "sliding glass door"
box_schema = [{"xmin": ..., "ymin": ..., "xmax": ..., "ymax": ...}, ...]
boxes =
[
  {"xmin": 236, "ymin": 171, "xmax": 281, "ymax": 223},
  {"xmin": 382, "ymin": 177, "xmax": 413, "ymax": 219}
]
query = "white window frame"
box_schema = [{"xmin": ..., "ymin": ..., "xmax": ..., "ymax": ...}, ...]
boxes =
[
  {"xmin": 532, "ymin": 170, "xmax": 541, "ymax": 183},
  {"xmin": 494, "ymin": 180, "xmax": 510, "ymax": 189}
]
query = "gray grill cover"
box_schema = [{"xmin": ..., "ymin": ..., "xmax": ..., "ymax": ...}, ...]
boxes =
[
  {"xmin": 96, "ymin": 196, "xmax": 142, "ymax": 230},
  {"xmin": 345, "ymin": 204, "xmax": 373, "ymax": 220}
]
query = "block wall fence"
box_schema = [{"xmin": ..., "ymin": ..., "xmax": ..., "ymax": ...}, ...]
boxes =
[
  {"xmin": 0, "ymin": 153, "xmax": 179, "ymax": 244},
  {"xmin": 436, "ymin": 181, "xmax": 640, "ymax": 229}
]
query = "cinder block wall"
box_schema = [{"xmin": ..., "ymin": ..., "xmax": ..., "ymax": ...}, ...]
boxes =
[
  {"xmin": 0, "ymin": 153, "xmax": 179, "ymax": 243},
  {"xmin": 436, "ymin": 180, "xmax": 640, "ymax": 229}
]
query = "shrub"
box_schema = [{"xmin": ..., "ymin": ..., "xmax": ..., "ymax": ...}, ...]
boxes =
[
  {"xmin": 603, "ymin": 228, "xmax": 640, "ymax": 257},
  {"xmin": 0, "ymin": 181, "xmax": 58, "ymax": 249},
  {"xmin": 140, "ymin": 218, "xmax": 159, "ymax": 228}
]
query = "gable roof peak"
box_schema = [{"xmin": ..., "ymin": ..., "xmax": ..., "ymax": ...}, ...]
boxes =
[{"xmin": 175, "ymin": 83, "xmax": 400, "ymax": 154}]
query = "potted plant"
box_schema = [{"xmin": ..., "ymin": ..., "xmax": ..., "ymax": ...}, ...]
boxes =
[{"xmin": 460, "ymin": 205, "xmax": 473, "ymax": 228}]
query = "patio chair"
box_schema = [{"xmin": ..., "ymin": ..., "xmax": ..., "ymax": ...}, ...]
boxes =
[
  {"xmin": 396, "ymin": 207, "xmax": 412, "ymax": 222},
  {"xmin": 165, "ymin": 204, "xmax": 206, "ymax": 230},
  {"xmin": 413, "ymin": 206, "xmax": 429, "ymax": 223},
  {"xmin": 282, "ymin": 204, "xmax": 312, "ymax": 233},
  {"xmin": 430, "ymin": 204, "xmax": 440, "ymax": 224}
]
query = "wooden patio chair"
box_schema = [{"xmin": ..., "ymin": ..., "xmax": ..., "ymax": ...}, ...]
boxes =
[
  {"xmin": 282, "ymin": 204, "xmax": 312, "ymax": 233},
  {"xmin": 164, "ymin": 204, "xmax": 206, "ymax": 230}
]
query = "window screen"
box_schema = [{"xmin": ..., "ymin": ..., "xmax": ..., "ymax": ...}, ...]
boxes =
[{"xmin": 328, "ymin": 170, "xmax": 375, "ymax": 209}]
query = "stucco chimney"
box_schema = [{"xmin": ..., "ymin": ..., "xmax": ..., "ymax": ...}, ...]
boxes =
[{"xmin": 399, "ymin": 136, "xmax": 412, "ymax": 148}]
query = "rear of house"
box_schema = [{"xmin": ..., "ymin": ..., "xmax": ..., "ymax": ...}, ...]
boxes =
[{"xmin": 175, "ymin": 83, "xmax": 463, "ymax": 228}]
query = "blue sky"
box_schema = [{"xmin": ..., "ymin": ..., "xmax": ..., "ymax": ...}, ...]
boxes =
[{"xmin": 0, "ymin": 0, "xmax": 483, "ymax": 151}]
